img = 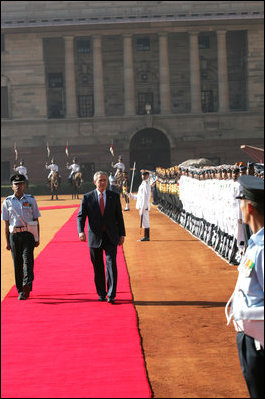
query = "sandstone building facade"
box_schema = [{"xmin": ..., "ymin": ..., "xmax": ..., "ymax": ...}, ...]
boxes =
[{"xmin": 1, "ymin": 1, "xmax": 264, "ymax": 183}]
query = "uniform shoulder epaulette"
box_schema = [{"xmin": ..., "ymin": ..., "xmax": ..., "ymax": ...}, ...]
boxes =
[
  {"xmin": 26, "ymin": 194, "xmax": 34, "ymax": 198},
  {"xmin": 6, "ymin": 195, "xmax": 13, "ymax": 200}
]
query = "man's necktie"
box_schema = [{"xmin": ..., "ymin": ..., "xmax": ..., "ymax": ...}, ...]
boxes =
[{"xmin": 99, "ymin": 193, "xmax": 104, "ymax": 216}]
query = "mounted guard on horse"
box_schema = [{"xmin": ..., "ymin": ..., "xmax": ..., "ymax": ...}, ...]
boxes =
[
  {"xmin": 45, "ymin": 158, "xmax": 61, "ymax": 200},
  {"xmin": 66, "ymin": 157, "xmax": 83, "ymax": 199}
]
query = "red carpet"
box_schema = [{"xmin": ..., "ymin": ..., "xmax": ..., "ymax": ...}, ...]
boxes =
[
  {"xmin": 1, "ymin": 210, "xmax": 152, "ymax": 398},
  {"xmin": 39, "ymin": 204, "xmax": 80, "ymax": 210}
]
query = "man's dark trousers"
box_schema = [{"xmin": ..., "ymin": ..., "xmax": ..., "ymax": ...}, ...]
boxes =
[
  {"xmin": 89, "ymin": 232, "xmax": 117, "ymax": 299},
  {"xmin": 237, "ymin": 332, "xmax": 264, "ymax": 398},
  {"xmin": 10, "ymin": 231, "xmax": 35, "ymax": 294}
]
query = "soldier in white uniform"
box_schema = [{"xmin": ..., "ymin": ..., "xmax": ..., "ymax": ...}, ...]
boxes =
[
  {"xmin": 14, "ymin": 160, "xmax": 29, "ymax": 181},
  {"xmin": 66, "ymin": 157, "xmax": 81, "ymax": 182},
  {"xmin": 225, "ymin": 175, "xmax": 264, "ymax": 398},
  {"xmin": 128, "ymin": 170, "xmax": 151, "ymax": 241},
  {"xmin": 112, "ymin": 155, "xmax": 125, "ymax": 177},
  {"xmin": 45, "ymin": 158, "xmax": 59, "ymax": 181}
]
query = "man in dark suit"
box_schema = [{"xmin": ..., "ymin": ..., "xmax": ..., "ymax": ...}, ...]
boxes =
[{"xmin": 77, "ymin": 171, "xmax": 126, "ymax": 303}]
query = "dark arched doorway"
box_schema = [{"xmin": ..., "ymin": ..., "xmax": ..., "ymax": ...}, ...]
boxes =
[{"xmin": 130, "ymin": 128, "xmax": 170, "ymax": 188}]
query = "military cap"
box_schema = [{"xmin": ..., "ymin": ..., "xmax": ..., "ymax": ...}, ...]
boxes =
[
  {"xmin": 236, "ymin": 175, "xmax": 264, "ymax": 202},
  {"xmin": 11, "ymin": 174, "xmax": 26, "ymax": 184}
]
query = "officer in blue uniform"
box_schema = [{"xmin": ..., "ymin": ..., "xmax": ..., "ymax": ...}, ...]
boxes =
[
  {"xmin": 225, "ymin": 175, "xmax": 264, "ymax": 398},
  {"xmin": 2, "ymin": 174, "xmax": 41, "ymax": 300}
]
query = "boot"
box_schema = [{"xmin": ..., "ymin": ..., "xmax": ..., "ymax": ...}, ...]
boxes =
[{"xmin": 140, "ymin": 228, "xmax": 150, "ymax": 241}]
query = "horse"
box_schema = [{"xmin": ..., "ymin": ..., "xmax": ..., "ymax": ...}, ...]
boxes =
[
  {"xmin": 50, "ymin": 171, "xmax": 60, "ymax": 200},
  {"xmin": 71, "ymin": 172, "xmax": 83, "ymax": 199},
  {"xmin": 115, "ymin": 169, "xmax": 125, "ymax": 195}
]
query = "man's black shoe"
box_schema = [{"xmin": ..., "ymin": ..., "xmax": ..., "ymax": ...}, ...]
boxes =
[
  {"xmin": 18, "ymin": 292, "xmax": 26, "ymax": 300},
  {"xmin": 98, "ymin": 297, "xmax": 106, "ymax": 302},
  {"xmin": 107, "ymin": 298, "xmax": 115, "ymax": 304},
  {"xmin": 23, "ymin": 285, "xmax": 31, "ymax": 298},
  {"xmin": 139, "ymin": 237, "xmax": 150, "ymax": 241}
]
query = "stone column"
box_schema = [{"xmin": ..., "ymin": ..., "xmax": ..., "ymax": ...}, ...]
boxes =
[
  {"xmin": 123, "ymin": 34, "xmax": 135, "ymax": 116},
  {"xmin": 159, "ymin": 32, "xmax": 171, "ymax": 114},
  {"xmin": 217, "ymin": 30, "xmax": 229, "ymax": 112},
  {"xmin": 189, "ymin": 31, "xmax": 201, "ymax": 113},
  {"xmin": 64, "ymin": 36, "xmax": 77, "ymax": 118},
  {"xmin": 93, "ymin": 35, "xmax": 105, "ymax": 117}
]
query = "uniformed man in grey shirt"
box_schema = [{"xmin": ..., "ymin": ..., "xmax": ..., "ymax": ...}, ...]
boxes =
[
  {"xmin": 2, "ymin": 174, "xmax": 41, "ymax": 300},
  {"xmin": 225, "ymin": 175, "xmax": 264, "ymax": 398}
]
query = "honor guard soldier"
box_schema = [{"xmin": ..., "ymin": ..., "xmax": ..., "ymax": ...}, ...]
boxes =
[
  {"xmin": 14, "ymin": 160, "xmax": 29, "ymax": 186},
  {"xmin": 112, "ymin": 155, "xmax": 125, "ymax": 177},
  {"xmin": 1, "ymin": 174, "xmax": 41, "ymax": 300},
  {"xmin": 45, "ymin": 158, "xmax": 59, "ymax": 181},
  {"xmin": 225, "ymin": 175, "xmax": 264, "ymax": 398},
  {"xmin": 66, "ymin": 157, "xmax": 81, "ymax": 182},
  {"xmin": 122, "ymin": 171, "xmax": 130, "ymax": 211},
  {"xmin": 128, "ymin": 170, "xmax": 151, "ymax": 241}
]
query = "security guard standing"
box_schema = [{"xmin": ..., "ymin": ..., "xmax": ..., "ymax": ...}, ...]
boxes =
[
  {"xmin": 225, "ymin": 175, "xmax": 264, "ymax": 398},
  {"xmin": 128, "ymin": 170, "xmax": 151, "ymax": 241},
  {"xmin": 2, "ymin": 174, "xmax": 41, "ymax": 300}
]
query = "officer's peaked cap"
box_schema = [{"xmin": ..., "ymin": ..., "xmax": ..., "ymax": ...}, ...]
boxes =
[
  {"xmin": 236, "ymin": 175, "xmax": 264, "ymax": 202},
  {"xmin": 11, "ymin": 174, "xmax": 26, "ymax": 184}
]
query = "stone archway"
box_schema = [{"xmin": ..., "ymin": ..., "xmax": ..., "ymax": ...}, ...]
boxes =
[{"xmin": 130, "ymin": 128, "xmax": 170, "ymax": 188}]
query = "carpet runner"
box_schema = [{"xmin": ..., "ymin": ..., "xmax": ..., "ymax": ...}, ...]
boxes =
[{"xmin": 1, "ymin": 209, "xmax": 152, "ymax": 398}]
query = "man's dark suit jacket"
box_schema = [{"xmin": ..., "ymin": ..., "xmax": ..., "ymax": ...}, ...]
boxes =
[{"xmin": 77, "ymin": 189, "xmax": 126, "ymax": 248}]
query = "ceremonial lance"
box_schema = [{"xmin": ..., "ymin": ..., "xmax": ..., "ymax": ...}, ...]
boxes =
[
  {"xmin": 65, "ymin": 141, "xmax": 69, "ymax": 158},
  {"xmin": 129, "ymin": 161, "xmax": 136, "ymax": 194},
  {"xmin": 14, "ymin": 143, "xmax": 18, "ymax": 162},
  {"xmin": 46, "ymin": 142, "xmax": 50, "ymax": 159},
  {"xmin": 110, "ymin": 143, "xmax": 114, "ymax": 157}
]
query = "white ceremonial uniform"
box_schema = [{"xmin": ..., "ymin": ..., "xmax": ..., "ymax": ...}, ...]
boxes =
[
  {"xmin": 15, "ymin": 166, "xmax": 28, "ymax": 180},
  {"xmin": 131, "ymin": 179, "xmax": 151, "ymax": 228},
  {"xmin": 46, "ymin": 163, "xmax": 59, "ymax": 179},
  {"xmin": 67, "ymin": 163, "xmax": 80, "ymax": 179},
  {"xmin": 113, "ymin": 161, "xmax": 125, "ymax": 176}
]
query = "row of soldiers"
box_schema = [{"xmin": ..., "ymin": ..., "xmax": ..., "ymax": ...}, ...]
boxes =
[
  {"xmin": 155, "ymin": 162, "xmax": 264, "ymax": 265},
  {"xmin": 13, "ymin": 158, "xmax": 81, "ymax": 183}
]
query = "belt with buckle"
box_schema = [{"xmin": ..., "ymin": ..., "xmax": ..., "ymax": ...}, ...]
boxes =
[{"xmin": 13, "ymin": 226, "xmax": 28, "ymax": 233}]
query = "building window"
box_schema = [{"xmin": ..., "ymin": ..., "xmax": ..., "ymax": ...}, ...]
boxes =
[
  {"xmin": 199, "ymin": 35, "xmax": 210, "ymax": 49},
  {"xmin": 77, "ymin": 39, "xmax": 90, "ymax": 54},
  {"xmin": 1, "ymin": 86, "xmax": 8, "ymax": 118},
  {"xmin": 1, "ymin": 34, "xmax": 5, "ymax": 52},
  {"xmin": 201, "ymin": 90, "xmax": 214, "ymax": 113},
  {"xmin": 136, "ymin": 38, "xmax": 150, "ymax": 51},
  {"xmin": 137, "ymin": 92, "xmax": 153, "ymax": 115},
  {"xmin": 78, "ymin": 95, "xmax": 93, "ymax": 117},
  {"xmin": 48, "ymin": 73, "xmax": 63, "ymax": 88},
  {"xmin": 47, "ymin": 88, "xmax": 64, "ymax": 118}
]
